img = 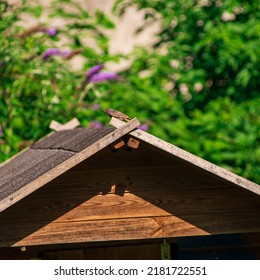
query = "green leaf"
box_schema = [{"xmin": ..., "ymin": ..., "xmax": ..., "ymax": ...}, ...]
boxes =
[
  {"xmin": 95, "ymin": 10, "xmax": 115, "ymax": 29},
  {"xmin": 24, "ymin": 5, "xmax": 43, "ymax": 18}
]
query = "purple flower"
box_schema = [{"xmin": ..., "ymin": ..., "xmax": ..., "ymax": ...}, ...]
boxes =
[
  {"xmin": 86, "ymin": 64, "xmax": 104, "ymax": 80},
  {"xmin": 89, "ymin": 121, "xmax": 103, "ymax": 128},
  {"xmin": 91, "ymin": 104, "xmax": 101, "ymax": 111},
  {"xmin": 0, "ymin": 125, "xmax": 3, "ymax": 136},
  {"xmin": 139, "ymin": 124, "xmax": 149, "ymax": 131},
  {"xmin": 47, "ymin": 28, "xmax": 57, "ymax": 36},
  {"xmin": 42, "ymin": 48, "xmax": 60, "ymax": 60},
  {"xmin": 89, "ymin": 72, "xmax": 118, "ymax": 83}
]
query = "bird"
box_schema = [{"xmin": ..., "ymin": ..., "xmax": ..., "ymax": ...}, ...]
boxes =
[{"xmin": 103, "ymin": 108, "xmax": 131, "ymax": 122}]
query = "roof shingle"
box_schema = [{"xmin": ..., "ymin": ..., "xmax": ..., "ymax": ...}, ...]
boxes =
[{"xmin": 0, "ymin": 127, "xmax": 114, "ymax": 202}]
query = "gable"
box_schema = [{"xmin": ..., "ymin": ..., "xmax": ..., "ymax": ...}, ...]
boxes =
[
  {"xmin": 1, "ymin": 141, "xmax": 260, "ymax": 247},
  {"xmin": 0, "ymin": 116, "xmax": 260, "ymax": 247},
  {"xmin": 110, "ymin": 117, "xmax": 260, "ymax": 195},
  {"xmin": 0, "ymin": 127, "xmax": 113, "ymax": 210},
  {"xmin": 0, "ymin": 119, "xmax": 140, "ymax": 212}
]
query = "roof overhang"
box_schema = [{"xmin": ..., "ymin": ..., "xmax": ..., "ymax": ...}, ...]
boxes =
[{"xmin": 110, "ymin": 117, "xmax": 260, "ymax": 196}]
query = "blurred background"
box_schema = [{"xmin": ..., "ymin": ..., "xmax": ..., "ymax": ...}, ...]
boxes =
[{"xmin": 0, "ymin": 0, "xmax": 259, "ymax": 183}]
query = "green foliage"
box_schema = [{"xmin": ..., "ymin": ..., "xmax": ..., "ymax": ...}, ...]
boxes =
[
  {"xmin": 0, "ymin": 0, "xmax": 118, "ymax": 160},
  {"xmin": 115, "ymin": 0, "xmax": 260, "ymax": 110},
  {"xmin": 171, "ymin": 97, "xmax": 260, "ymax": 181},
  {"xmin": 95, "ymin": 10, "xmax": 115, "ymax": 29},
  {"xmin": 112, "ymin": 0, "xmax": 260, "ymax": 183},
  {"xmin": 1, "ymin": 0, "xmax": 259, "ymax": 184}
]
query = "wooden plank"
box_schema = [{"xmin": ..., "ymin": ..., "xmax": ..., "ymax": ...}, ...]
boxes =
[
  {"xmin": 2, "ymin": 186, "xmax": 260, "ymax": 226},
  {"xmin": 49, "ymin": 118, "xmax": 80, "ymax": 131},
  {"xmin": 110, "ymin": 117, "xmax": 260, "ymax": 195},
  {"xmin": 73, "ymin": 143, "xmax": 184, "ymax": 171},
  {"xmin": 41, "ymin": 243, "xmax": 161, "ymax": 260},
  {"xmin": 48, "ymin": 164, "xmax": 244, "ymax": 195},
  {"xmin": 11, "ymin": 165, "xmax": 260, "ymax": 207},
  {"xmin": 47, "ymin": 189, "xmax": 260, "ymax": 223},
  {"xmin": 0, "ymin": 240, "xmax": 162, "ymax": 260},
  {"xmin": 2, "ymin": 216, "xmax": 207, "ymax": 247},
  {"xmin": 3, "ymin": 212, "xmax": 260, "ymax": 247},
  {"xmin": 13, "ymin": 189, "xmax": 257, "ymax": 225},
  {"xmin": 1, "ymin": 174, "xmax": 260, "ymax": 247},
  {"xmin": 0, "ymin": 118, "xmax": 140, "ymax": 213},
  {"xmin": 0, "ymin": 184, "xmax": 253, "ymax": 222}
]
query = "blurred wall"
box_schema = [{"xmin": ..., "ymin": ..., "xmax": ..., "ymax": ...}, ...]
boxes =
[{"xmin": 18, "ymin": 0, "xmax": 160, "ymax": 71}]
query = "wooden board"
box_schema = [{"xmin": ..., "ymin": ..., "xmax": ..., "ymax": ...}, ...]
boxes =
[
  {"xmin": 1, "ymin": 232, "xmax": 260, "ymax": 260},
  {"xmin": 0, "ymin": 239, "xmax": 163, "ymax": 260},
  {"xmin": 2, "ymin": 213, "xmax": 260, "ymax": 247},
  {"xmin": 1, "ymin": 144, "xmax": 260, "ymax": 247},
  {"xmin": 110, "ymin": 118, "xmax": 260, "ymax": 195},
  {"xmin": 41, "ymin": 243, "xmax": 161, "ymax": 260}
]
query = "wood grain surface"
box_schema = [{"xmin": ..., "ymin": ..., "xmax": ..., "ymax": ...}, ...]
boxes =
[
  {"xmin": 110, "ymin": 117, "xmax": 260, "ymax": 195},
  {"xmin": 1, "ymin": 143, "xmax": 260, "ymax": 247}
]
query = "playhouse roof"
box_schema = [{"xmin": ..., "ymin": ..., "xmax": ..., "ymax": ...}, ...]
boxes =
[{"xmin": 0, "ymin": 117, "xmax": 259, "ymax": 213}]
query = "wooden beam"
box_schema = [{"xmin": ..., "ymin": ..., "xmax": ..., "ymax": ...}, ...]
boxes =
[
  {"xmin": 109, "ymin": 117, "xmax": 260, "ymax": 196},
  {"xmin": 0, "ymin": 118, "xmax": 140, "ymax": 213},
  {"xmin": 49, "ymin": 118, "xmax": 80, "ymax": 131}
]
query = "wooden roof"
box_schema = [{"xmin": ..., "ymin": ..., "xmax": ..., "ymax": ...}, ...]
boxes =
[{"xmin": 0, "ymin": 117, "xmax": 259, "ymax": 213}]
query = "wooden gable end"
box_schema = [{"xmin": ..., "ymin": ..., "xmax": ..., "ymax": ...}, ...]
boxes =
[
  {"xmin": 1, "ymin": 140, "xmax": 260, "ymax": 247},
  {"xmin": 0, "ymin": 119, "xmax": 140, "ymax": 212}
]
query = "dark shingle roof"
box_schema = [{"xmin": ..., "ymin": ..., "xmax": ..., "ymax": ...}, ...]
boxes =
[
  {"xmin": 0, "ymin": 127, "xmax": 114, "ymax": 202},
  {"xmin": 31, "ymin": 127, "xmax": 113, "ymax": 152},
  {"xmin": 0, "ymin": 149, "xmax": 74, "ymax": 201}
]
